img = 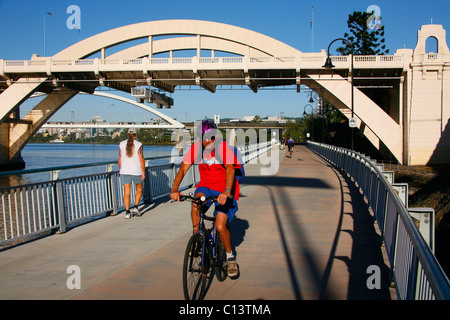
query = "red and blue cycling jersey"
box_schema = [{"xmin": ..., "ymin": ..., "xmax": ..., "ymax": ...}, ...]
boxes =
[{"xmin": 182, "ymin": 140, "xmax": 241, "ymax": 200}]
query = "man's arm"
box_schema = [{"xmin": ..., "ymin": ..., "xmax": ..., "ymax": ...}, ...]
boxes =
[
  {"xmin": 170, "ymin": 162, "xmax": 192, "ymax": 201},
  {"xmin": 218, "ymin": 163, "xmax": 235, "ymax": 205}
]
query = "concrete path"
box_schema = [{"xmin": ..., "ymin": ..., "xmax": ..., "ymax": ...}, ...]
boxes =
[{"xmin": 0, "ymin": 145, "xmax": 395, "ymax": 300}]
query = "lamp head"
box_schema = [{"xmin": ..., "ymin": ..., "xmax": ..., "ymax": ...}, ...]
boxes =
[{"xmin": 323, "ymin": 57, "xmax": 335, "ymax": 69}]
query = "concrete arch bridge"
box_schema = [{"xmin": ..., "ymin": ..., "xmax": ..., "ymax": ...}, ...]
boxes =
[{"xmin": 0, "ymin": 20, "xmax": 449, "ymax": 169}]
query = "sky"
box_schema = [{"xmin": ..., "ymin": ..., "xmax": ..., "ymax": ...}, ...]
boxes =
[{"xmin": 1, "ymin": 0, "xmax": 449, "ymax": 123}]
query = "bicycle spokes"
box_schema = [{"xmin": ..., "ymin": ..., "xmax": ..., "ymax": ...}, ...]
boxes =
[{"xmin": 183, "ymin": 233, "xmax": 208, "ymax": 300}]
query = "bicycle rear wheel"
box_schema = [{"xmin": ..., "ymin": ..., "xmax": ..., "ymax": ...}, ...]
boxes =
[{"xmin": 183, "ymin": 232, "xmax": 208, "ymax": 300}]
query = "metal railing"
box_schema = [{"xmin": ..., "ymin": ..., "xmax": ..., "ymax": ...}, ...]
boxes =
[
  {"xmin": 307, "ymin": 141, "xmax": 450, "ymax": 300},
  {"xmin": 0, "ymin": 142, "xmax": 270, "ymax": 247},
  {"xmin": 0, "ymin": 156, "xmax": 175, "ymax": 246}
]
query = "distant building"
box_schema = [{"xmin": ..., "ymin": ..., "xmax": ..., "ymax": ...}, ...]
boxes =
[
  {"xmin": 241, "ymin": 115, "xmax": 256, "ymax": 122},
  {"xmin": 111, "ymin": 131, "xmax": 121, "ymax": 139},
  {"xmin": 149, "ymin": 118, "xmax": 168, "ymax": 125},
  {"xmin": 89, "ymin": 115, "xmax": 105, "ymax": 136},
  {"xmin": 263, "ymin": 116, "xmax": 286, "ymax": 123},
  {"xmin": 229, "ymin": 115, "xmax": 290, "ymax": 123}
]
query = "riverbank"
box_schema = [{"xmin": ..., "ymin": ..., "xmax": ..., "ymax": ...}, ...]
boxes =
[
  {"xmin": 30, "ymin": 127, "xmax": 175, "ymax": 146},
  {"xmin": 29, "ymin": 139, "xmax": 174, "ymax": 146},
  {"xmin": 393, "ymin": 165, "xmax": 450, "ymax": 279}
]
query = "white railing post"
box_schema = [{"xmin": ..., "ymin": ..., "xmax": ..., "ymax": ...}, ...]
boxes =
[
  {"xmin": 55, "ymin": 180, "xmax": 67, "ymax": 234},
  {"xmin": 106, "ymin": 164, "xmax": 118, "ymax": 216},
  {"xmin": 50, "ymin": 169, "xmax": 67, "ymax": 234}
]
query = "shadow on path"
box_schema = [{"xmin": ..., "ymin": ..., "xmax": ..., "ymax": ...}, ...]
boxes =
[{"xmin": 242, "ymin": 150, "xmax": 393, "ymax": 300}]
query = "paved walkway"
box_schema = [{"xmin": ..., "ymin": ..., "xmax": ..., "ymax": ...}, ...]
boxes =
[{"xmin": 0, "ymin": 145, "xmax": 396, "ymax": 300}]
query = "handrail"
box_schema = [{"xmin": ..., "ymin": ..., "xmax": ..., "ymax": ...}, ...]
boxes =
[
  {"xmin": 1, "ymin": 55, "xmax": 401, "ymax": 66},
  {"xmin": 307, "ymin": 141, "xmax": 450, "ymax": 300}
]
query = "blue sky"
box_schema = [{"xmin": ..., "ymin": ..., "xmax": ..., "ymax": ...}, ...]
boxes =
[{"xmin": 1, "ymin": 0, "xmax": 449, "ymax": 123}]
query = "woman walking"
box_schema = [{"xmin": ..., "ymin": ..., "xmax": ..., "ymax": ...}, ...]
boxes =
[{"xmin": 118, "ymin": 128, "xmax": 145, "ymax": 219}]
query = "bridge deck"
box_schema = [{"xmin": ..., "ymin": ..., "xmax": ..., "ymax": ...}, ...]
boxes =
[{"xmin": 0, "ymin": 145, "xmax": 396, "ymax": 300}]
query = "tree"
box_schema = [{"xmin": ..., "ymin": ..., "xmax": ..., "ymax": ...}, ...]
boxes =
[
  {"xmin": 336, "ymin": 11, "xmax": 389, "ymax": 55},
  {"xmin": 251, "ymin": 115, "xmax": 261, "ymax": 123},
  {"xmin": 282, "ymin": 119, "xmax": 306, "ymax": 142}
]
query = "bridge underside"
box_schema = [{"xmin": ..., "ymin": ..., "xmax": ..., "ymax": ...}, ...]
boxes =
[
  {"xmin": 20, "ymin": 68, "xmax": 300, "ymax": 94},
  {"xmin": 304, "ymin": 67, "xmax": 404, "ymax": 161},
  {"xmin": 0, "ymin": 66, "xmax": 404, "ymax": 168}
]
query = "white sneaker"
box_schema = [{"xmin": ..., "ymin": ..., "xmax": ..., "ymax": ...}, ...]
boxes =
[
  {"xmin": 227, "ymin": 257, "xmax": 238, "ymax": 278},
  {"xmin": 130, "ymin": 207, "xmax": 141, "ymax": 217},
  {"xmin": 125, "ymin": 211, "xmax": 132, "ymax": 219}
]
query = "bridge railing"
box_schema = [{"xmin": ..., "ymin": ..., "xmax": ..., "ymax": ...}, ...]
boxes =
[
  {"xmin": 0, "ymin": 53, "xmax": 407, "ymax": 76},
  {"xmin": 0, "ymin": 142, "xmax": 270, "ymax": 248},
  {"xmin": 307, "ymin": 141, "xmax": 450, "ymax": 300},
  {"xmin": 0, "ymin": 155, "xmax": 177, "ymax": 247}
]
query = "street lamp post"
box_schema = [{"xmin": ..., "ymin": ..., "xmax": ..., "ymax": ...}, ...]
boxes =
[
  {"xmin": 308, "ymin": 89, "xmax": 325, "ymax": 143},
  {"xmin": 323, "ymin": 38, "xmax": 354, "ymax": 150},
  {"xmin": 303, "ymin": 104, "xmax": 314, "ymax": 141}
]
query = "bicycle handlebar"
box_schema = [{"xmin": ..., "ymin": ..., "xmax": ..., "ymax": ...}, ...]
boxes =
[
  {"xmin": 179, "ymin": 194, "xmax": 218, "ymax": 203},
  {"xmin": 172, "ymin": 193, "xmax": 219, "ymax": 221}
]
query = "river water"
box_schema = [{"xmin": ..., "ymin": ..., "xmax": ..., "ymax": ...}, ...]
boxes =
[{"xmin": 0, "ymin": 143, "xmax": 175, "ymax": 188}]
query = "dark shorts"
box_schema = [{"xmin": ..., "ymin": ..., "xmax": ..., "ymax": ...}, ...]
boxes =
[{"xmin": 194, "ymin": 186, "xmax": 238, "ymax": 222}]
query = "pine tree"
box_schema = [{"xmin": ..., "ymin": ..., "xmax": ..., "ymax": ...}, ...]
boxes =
[{"xmin": 336, "ymin": 11, "xmax": 389, "ymax": 55}]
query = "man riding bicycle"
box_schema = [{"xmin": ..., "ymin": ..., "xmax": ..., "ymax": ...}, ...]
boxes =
[
  {"xmin": 287, "ymin": 137, "xmax": 294, "ymax": 157},
  {"xmin": 170, "ymin": 120, "xmax": 240, "ymax": 278}
]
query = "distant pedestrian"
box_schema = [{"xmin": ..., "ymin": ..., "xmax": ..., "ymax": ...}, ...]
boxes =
[
  {"xmin": 118, "ymin": 128, "xmax": 145, "ymax": 219},
  {"xmin": 281, "ymin": 137, "xmax": 286, "ymax": 150}
]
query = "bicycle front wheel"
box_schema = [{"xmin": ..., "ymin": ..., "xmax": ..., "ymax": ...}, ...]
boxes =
[
  {"xmin": 214, "ymin": 235, "xmax": 228, "ymax": 282},
  {"xmin": 183, "ymin": 232, "xmax": 208, "ymax": 300}
]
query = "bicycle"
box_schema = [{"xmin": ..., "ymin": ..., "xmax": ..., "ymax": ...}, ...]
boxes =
[
  {"xmin": 176, "ymin": 194, "xmax": 228, "ymax": 300},
  {"xmin": 288, "ymin": 143, "xmax": 294, "ymax": 157}
]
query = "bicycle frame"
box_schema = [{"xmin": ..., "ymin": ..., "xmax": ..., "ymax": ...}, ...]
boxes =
[
  {"xmin": 178, "ymin": 193, "xmax": 228, "ymax": 300},
  {"xmin": 184, "ymin": 194, "xmax": 221, "ymax": 267},
  {"xmin": 200, "ymin": 219, "xmax": 222, "ymax": 268}
]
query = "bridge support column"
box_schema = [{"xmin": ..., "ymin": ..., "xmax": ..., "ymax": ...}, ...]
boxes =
[
  {"xmin": 0, "ymin": 77, "xmax": 49, "ymax": 170},
  {"xmin": 0, "ymin": 89, "xmax": 79, "ymax": 171},
  {"xmin": 0, "ymin": 122, "xmax": 25, "ymax": 171},
  {"xmin": 0, "ymin": 77, "xmax": 47, "ymax": 122}
]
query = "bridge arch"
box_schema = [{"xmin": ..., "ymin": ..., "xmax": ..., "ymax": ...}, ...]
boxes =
[
  {"xmin": 425, "ymin": 36, "xmax": 439, "ymax": 53},
  {"xmin": 53, "ymin": 19, "xmax": 301, "ymax": 59},
  {"xmin": 414, "ymin": 24, "xmax": 450, "ymax": 55}
]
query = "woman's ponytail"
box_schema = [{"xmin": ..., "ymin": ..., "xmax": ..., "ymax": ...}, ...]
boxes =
[{"xmin": 126, "ymin": 134, "xmax": 135, "ymax": 157}]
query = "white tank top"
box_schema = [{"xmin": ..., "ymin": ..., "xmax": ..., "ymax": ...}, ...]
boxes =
[{"xmin": 119, "ymin": 140, "xmax": 143, "ymax": 175}]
